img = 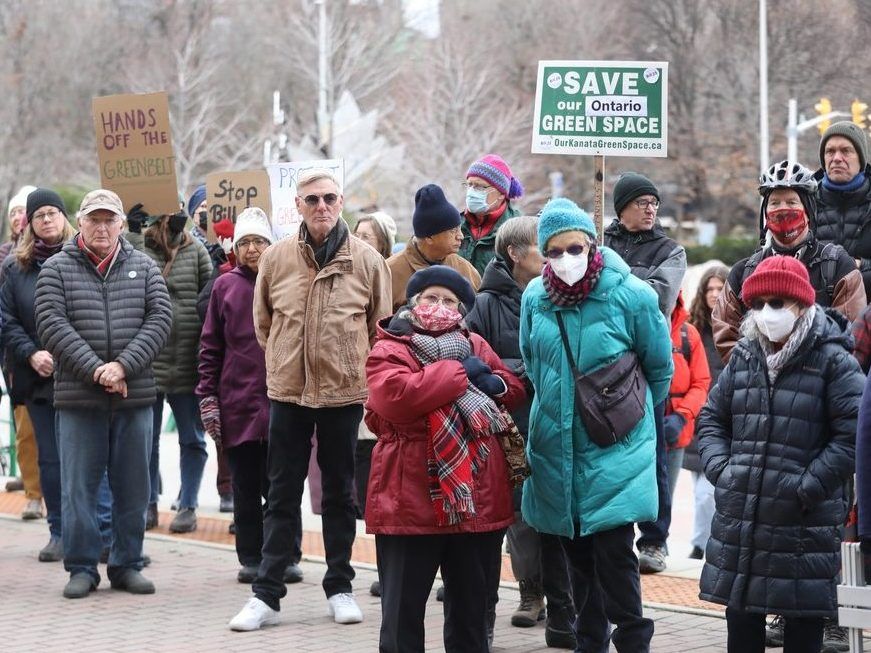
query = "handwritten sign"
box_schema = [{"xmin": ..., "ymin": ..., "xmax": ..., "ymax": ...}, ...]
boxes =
[
  {"xmin": 92, "ymin": 91, "xmax": 179, "ymax": 215},
  {"xmin": 267, "ymin": 159, "xmax": 344, "ymax": 240},
  {"xmin": 205, "ymin": 170, "xmax": 272, "ymax": 243}
]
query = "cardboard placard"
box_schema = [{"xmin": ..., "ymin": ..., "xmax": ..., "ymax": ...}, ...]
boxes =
[
  {"xmin": 267, "ymin": 159, "xmax": 344, "ymax": 240},
  {"xmin": 205, "ymin": 170, "xmax": 272, "ymax": 243},
  {"xmin": 92, "ymin": 91, "xmax": 180, "ymax": 216}
]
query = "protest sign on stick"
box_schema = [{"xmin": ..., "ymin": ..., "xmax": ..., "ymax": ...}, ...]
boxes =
[
  {"xmin": 92, "ymin": 91, "xmax": 179, "ymax": 216},
  {"xmin": 205, "ymin": 170, "xmax": 272, "ymax": 243}
]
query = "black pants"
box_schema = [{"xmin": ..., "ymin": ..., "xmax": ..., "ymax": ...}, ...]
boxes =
[
  {"xmin": 376, "ymin": 531, "xmax": 503, "ymax": 653},
  {"xmin": 354, "ymin": 439, "xmax": 376, "ymax": 518},
  {"xmin": 637, "ymin": 400, "xmax": 671, "ymax": 547},
  {"xmin": 226, "ymin": 440, "xmax": 301, "ymax": 568},
  {"xmin": 253, "ymin": 401, "xmax": 361, "ymax": 609},
  {"xmin": 561, "ymin": 523, "xmax": 653, "ymax": 653},
  {"xmin": 726, "ymin": 608, "xmax": 824, "ymax": 653}
]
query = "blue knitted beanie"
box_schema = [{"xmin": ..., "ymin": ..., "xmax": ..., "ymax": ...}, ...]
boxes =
[{"xmin": 537, "ymin": 198, "xmax": 596, "ymax": 253}]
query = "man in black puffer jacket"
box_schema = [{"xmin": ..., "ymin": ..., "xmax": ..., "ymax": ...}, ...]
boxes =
[
  {"xmin": 814, "ymin": 121, "xmax": 871, "ymax": 299},
  {"xmin": 698, "ymin": 255, "xmax": 863, "ymax": 651},
  {"xmin": 34, "ymin": 189, "xmax": 171, "ymax": 600},
  {"xmin": 465, "ymin": 215, "xmax": 576, "ymax": 650}
]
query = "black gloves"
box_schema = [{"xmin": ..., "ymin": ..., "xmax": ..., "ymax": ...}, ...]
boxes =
[
  {"xmin": 461, "ymin": 356, "xmax": 505, "ymax": 397},
  {"xmin": 126, "ymin": 203, "xmax": 148, "ymax": 234}
]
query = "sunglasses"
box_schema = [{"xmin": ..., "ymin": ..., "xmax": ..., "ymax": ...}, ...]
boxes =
[
  {"xmin": 301, "ymin": 193, "xmax": 339, "ymax": 207},
  {"xmin": 750, "ymin": 298, "xmax": 792, "ymax": 311},
  {"xmin": 545, "ymin": 244, "xmax": 587, "ymax": 259}
]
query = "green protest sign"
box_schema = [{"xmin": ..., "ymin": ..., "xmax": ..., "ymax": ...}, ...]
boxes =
[{"xmin": 532, "ymin": 60, "xmax": 668, "ymax": 157}]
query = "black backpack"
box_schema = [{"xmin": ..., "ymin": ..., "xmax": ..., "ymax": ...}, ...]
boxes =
[{"xmin": 738, "ymin": 243, "xmax": 840, "ymax": 307}]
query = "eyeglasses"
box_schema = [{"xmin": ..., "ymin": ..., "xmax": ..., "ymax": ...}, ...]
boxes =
[
  {"xmin": 32, "ymin": 209, "xmax": 62, "ymax": 222},
  {"xmin": 461, "ymin": 181, "xmax": 493, "ymax": 192},
  {"xmin": 300, "ymin": 193, "xmax": 338, "ymax": 207},
  {"xmin": 418, "ymin": 293, "xmax": 459, "ymax": 309},
  {"xmin": 545, "ymin": 244, "xmax": 587, "ymax": 259},
  {"xmin": 750, "ymin": 298, "xmax": 793, "ymax": 311},
  {"xmin": 236, "ymin": 237, "xmax": 269, "ymax": 249},
  {"xmin": 633, "ymin": 198, "xmax": 660, "ymax": 210}
]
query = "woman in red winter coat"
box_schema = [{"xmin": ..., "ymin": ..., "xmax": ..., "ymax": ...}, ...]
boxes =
[
  {"xmin": 664, "ymin": 292, "xmax": 711, "ymax": 502},
  {"xmin": 365, "ymin": 265, "xmax": 525, "ymax": 653}
]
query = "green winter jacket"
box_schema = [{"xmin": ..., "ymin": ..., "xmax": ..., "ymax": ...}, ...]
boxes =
[
  {"xmin": 459, "ymin": 203, "xmax": 521, "ymax": 277},
  {"xmin": 126, "ymin": 230, "xmax": 212, "ymax": 394},
  {"xmin": 519, "ymin": 247, "xmax": 673, "ymax": 538}
]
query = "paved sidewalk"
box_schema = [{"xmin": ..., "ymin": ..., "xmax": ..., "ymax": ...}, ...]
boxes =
[{"xmin": 0, "ymin": 515, "xmax": 732, "ymax": 652}]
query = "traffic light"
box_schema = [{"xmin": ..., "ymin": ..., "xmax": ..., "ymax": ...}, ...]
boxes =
[
  {"xmin": 852, "ymin": 99, "xmax": 868, "ymax": 129},
  {"xmin": 815, "ymin": 97, "xmax": 833, "ymax": 135}
]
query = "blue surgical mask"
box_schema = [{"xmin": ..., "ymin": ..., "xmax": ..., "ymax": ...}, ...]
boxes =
[{"xmin": 466, "ymin": 188, "xmax": 493, "ymax": 215}]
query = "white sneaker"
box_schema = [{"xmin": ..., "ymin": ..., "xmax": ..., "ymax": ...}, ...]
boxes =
[
  {"xmin": 229, "ymin": 597, "xmax": 280, "ymax": 631},
  {"xmin": 327, "ymin": 592, "xmax": 363, "ymax": 624}
]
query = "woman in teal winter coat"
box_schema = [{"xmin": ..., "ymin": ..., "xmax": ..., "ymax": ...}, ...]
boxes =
[{"xmin": 519, "ymin": 198, "xmax": 673, "ymax": 653}]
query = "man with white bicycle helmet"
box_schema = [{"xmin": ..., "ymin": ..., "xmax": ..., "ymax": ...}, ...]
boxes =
[{"xmin": 712, "ymin": 160, "xmax": 865, "ymax": 361}]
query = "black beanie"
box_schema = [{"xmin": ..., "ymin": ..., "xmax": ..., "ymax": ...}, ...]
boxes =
[
  {"xmin": 412, "ymin": 184, "xmax": 462, "ymax": 238},
  {"xmin": 406, "ymin": 265, "xmax": 476, "ymax": 312},
  {"xmin": 26, "ymin": 188, "xmax": 67, "ymax": 223},
  {"xmin": 819, "ymin": 120, "xmax": 869, "ymax": 170},
  {"xmin": 613, "ymin": 172, "xmax": 660, "ymax": 216}
]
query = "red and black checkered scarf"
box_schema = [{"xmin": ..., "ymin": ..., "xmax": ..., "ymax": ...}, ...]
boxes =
[
  {"xmin": 408, "ymin": 328, "xmax": 511, "ymax": 525},
  {"xmin": 541, "ymin": 246, "xmax": 605, "ymax": 307}
]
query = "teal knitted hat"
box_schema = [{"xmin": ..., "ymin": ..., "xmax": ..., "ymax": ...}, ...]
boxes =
[{"xmin": 537, "ymin": 198, "xmax": 596, "ymax": 253}]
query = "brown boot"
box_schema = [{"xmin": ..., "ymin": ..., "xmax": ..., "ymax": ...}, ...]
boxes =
[{"xmin": 511, "ymin": 579, "xmax": 545, "ymax": 627}]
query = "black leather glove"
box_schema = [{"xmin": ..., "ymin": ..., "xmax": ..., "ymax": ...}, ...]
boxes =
[{"xmin": 126, "ymin": 203, "xmax": 148, "ymax": 234}]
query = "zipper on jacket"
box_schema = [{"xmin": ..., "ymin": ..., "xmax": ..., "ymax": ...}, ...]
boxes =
[{"xmin": 102, "ymin": 281, "xmax": 115, "ymax": 409}]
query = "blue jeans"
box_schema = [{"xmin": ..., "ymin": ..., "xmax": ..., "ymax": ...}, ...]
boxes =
[
  {"xmin": 666, "ymin": 447, "xmax": 685, "ymax": 503},
  {"xmin": 149, "ymin": 393, "xmax": 208, "ymax": 509},
  {"xmin": 30, "ymin": 401, "xmax": 113, "ymax": 544},
  {"xmin": 57, "ymin": 406, "xmax": 152, "ymax": 584},
  {"xmin": 637, "ymin": 401, "xmax": 671, "ymax": 549}
]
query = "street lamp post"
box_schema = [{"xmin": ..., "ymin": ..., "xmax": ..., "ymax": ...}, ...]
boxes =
[{"xmin": 759, "ymin": 0, "xmax": 769, "ymax": 173}]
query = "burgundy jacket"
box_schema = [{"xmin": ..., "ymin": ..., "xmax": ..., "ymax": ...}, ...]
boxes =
[
  {"xmin": 364, "ymin": 317, "xmax": 525, "ymax": 535},
  {"xmin": 196, "ymin": 265, "xmax": 269, "ymax": 449}
]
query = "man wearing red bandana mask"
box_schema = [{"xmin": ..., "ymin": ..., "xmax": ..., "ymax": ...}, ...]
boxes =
[{"xmin": 711, "ymin": 160, "xmax": 866, "ymax": 362}]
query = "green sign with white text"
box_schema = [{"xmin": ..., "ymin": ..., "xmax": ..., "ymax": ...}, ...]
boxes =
[{"xmin": 532, "ymin": 60, "xmax": 668, "ymax": 157}]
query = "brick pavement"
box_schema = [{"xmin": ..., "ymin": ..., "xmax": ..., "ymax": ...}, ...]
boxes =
[{"xmin": 0, "ymin": 514, "xmax": 734, "ymax": 652}]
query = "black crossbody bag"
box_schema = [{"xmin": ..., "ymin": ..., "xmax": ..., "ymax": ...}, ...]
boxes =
[{"xmin": 555, "ymin": 311, "xmax": 648, "ymax": 448}]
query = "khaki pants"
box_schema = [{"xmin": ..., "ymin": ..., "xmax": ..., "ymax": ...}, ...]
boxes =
[{"xmin": 14, "ymin": 405, "xmax": 42, "ymax": 500}]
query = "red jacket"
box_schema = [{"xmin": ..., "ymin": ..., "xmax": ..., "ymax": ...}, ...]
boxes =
[
  {"xmin": 364, "ymin": 318, "xmax": 525, "ymax": 535},
  {"xmin": 667, "ymin": 295, "xmax": 711, "ymax": 449}
]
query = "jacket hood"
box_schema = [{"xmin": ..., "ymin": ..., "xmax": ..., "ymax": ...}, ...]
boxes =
[
  {"xmin": 670, "ymin": 292, "xmax": 688, "ymax": 333},
  {"xmin": 479, "ymin": 256, "xmax": 521, "ymax": 296},
  {"xmin": 736, "ymin": 305, "xmax": 853, "ymax": 361}
]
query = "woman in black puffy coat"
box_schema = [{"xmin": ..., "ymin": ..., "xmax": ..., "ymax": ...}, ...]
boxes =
[{"xmin": 697, "ymin": 255, "xmax": 863, "ymax": 653}]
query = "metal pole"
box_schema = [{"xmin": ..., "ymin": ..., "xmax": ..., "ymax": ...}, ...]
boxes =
[
  {"xmin": 759, "ymin": 0, "xmax": 769, "ymax": 172},
  {"xmin": 787, "ymin": 98, "xmax": 798, "ymax": 164},
  {"xmin": 317, "ymin": 0, "xmax": 331, "ymax": 155}
]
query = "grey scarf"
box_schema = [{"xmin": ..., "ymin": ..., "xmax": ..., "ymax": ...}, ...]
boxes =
[{"xmin": 740, "ymin": 305, "xmax": 816, "ymax": 384}]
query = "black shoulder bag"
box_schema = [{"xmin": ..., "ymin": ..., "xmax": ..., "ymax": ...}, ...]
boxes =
[{"xmin": 555, "ymin": 311, "xmax": 648, "ymax": 448}]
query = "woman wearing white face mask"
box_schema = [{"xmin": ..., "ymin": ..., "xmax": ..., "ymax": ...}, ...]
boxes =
[
  {"xmin": 698, "ymin": 254, "xmax": 863, "ymax": 653},
  {"xmin": 519, "ymin": 198, "xmax": 673, "ymax": 653}
]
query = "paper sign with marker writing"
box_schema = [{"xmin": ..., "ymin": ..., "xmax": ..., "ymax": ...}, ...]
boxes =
[
  {"xmin": 267, "ymin": 159, "xmax": 344, "ymax": 240},
  {"xmin": 92, "ymin": 91, "xmax": 179, "ymax": 215}
]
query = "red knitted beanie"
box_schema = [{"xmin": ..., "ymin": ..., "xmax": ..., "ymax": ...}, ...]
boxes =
[{"xmin": 742, "ymin": 255, "xmax": 815, "ymax": 307}]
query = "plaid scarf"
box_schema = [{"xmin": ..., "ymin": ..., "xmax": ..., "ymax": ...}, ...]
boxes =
[
  {"xmin": 541, "ymin": 246, "xmax": 605, "ymax": 307},
  {"xmin": 76, "ymin": 234, "xmax": 121, "ymax": 278},
  {"xmin": 409, "ymin": 329, "xmax": 511, "ymax": 525}
]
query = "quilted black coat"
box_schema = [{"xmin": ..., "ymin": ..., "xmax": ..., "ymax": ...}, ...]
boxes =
[
  {"xmin": 697, "ymin": 307, "xmax": 863, "ymax": 617},
  {"xmin": 34, "ymin": 237, "xmax": 172, "ymax": 409}
]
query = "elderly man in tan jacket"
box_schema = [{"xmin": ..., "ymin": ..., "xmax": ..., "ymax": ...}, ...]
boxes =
[
  {"xmin": 230, "ymin": 169, "xmax": 391, "ymax": 632},
  {"xmin": 387, "ymin": 184, "xmax": 480, "ymax": 312}
]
